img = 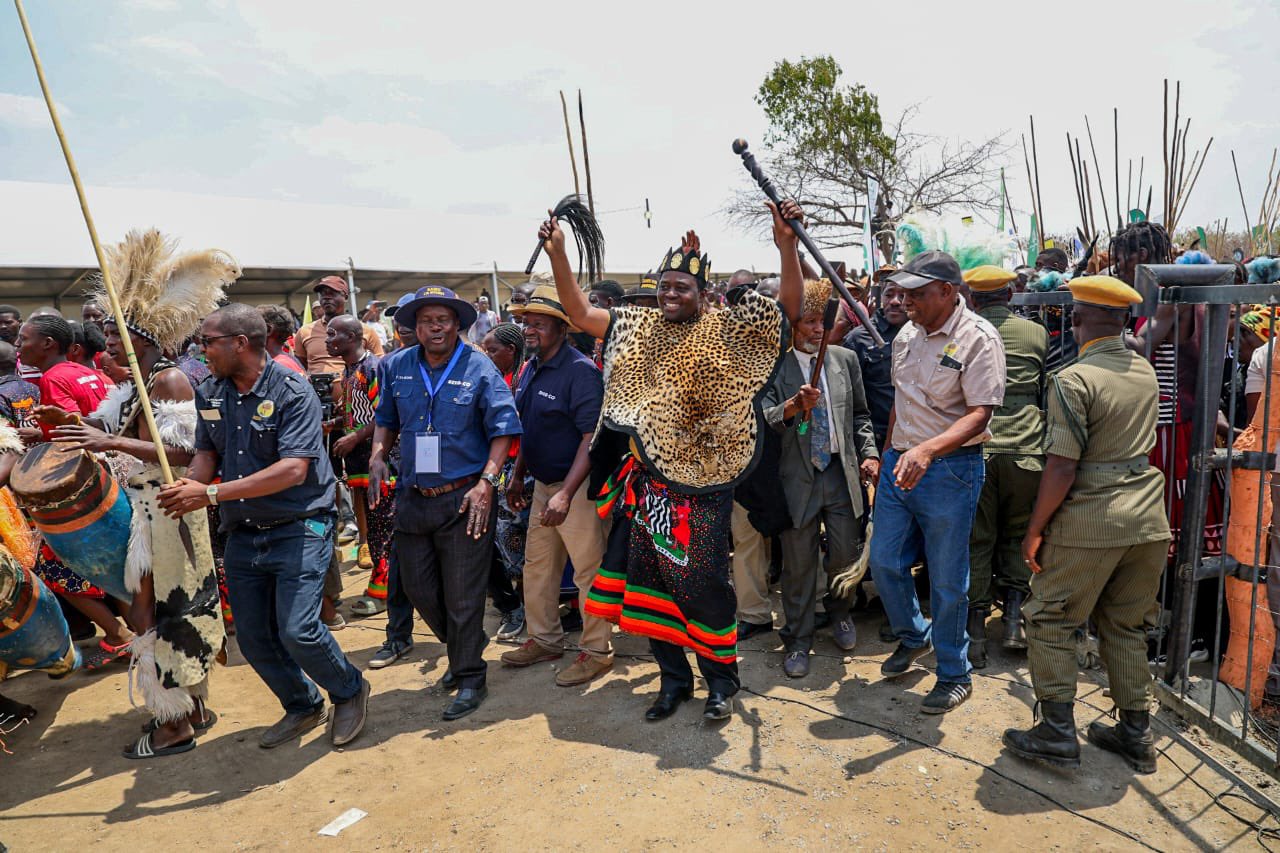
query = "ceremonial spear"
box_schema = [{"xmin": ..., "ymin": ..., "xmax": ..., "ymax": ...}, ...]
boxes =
[
  {"xmin": 731, "ymin": 139, "xmax": 884, "ymax": 348},
  {"xmin": 14, "ymin": 0, "xmax": 175, "ymax": 483}
]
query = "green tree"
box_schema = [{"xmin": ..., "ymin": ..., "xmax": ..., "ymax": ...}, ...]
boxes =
[{"xmin": 729, "ymin": 55, "xmax": 1008, "ymax": 259}]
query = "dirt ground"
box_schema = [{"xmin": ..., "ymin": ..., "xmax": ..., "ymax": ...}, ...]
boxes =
[{"xmin": 2, "ymin": 560, "xmax": 1278, "ymax": 852}]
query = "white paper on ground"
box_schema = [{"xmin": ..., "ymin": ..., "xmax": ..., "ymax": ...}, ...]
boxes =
[{"xmin": 318, "ymin": 808, "xmax": 368, "ymax": 837}]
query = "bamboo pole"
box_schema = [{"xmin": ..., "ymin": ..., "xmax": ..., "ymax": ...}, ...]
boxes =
[
  {"xmin": 1162, "ymin": 80, "xmax": 1170, "ymax": 226},
  {"xmin": 1021, "ymin": 132, "xmax": 1041, "ymax": 248},
  {"xmin": 1113, "ymin": 107, "xmax": 1123, "ymax": 232},
  {"xmin": 559, "ymin": 90, "xmax": 581, "ymax": 198},
  {"xmin": 1232, "ymin": 150, "xmax": 1257, "ymax": 253},
  {"xmin": 1084, "ymin": 114, "xmax": 1109, "ymax": 237},
  {"xmin": 1067, "ymin": 133, "xmax": 1087, "ymax": 236},
  {"xmin": 576, "ymin": 90, "xmax": 595, "ymax": 219},
  {"xmin": 13, "ymin": 0, "xmax": 173, "ymax": 483},
  {"xmin": 1029, "ymin": 116, "xmax": 1046, "ymax": 246}
]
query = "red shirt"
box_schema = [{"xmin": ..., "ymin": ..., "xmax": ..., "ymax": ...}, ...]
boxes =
[
  {"xmin": 37, "ymin": 360, "xmax": 109, "ymax": 438},
  {"xmin": 273, "ymin": 352, "xmax": 305, "ymax": 374}
]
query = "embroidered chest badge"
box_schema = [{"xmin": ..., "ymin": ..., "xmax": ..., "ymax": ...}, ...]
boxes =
[
  {"xmin": 256, "ymin": 400, "xmax": 275, "ymax": 419},
  {"xmin": 939, "ymin": 341, "xmax": 964, "ymax": 371}
]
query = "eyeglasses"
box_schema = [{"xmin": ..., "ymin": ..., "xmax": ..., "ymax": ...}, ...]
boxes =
[{"xmin": 197, "ymin": 333, "xmax": 241, "ymax": 347}]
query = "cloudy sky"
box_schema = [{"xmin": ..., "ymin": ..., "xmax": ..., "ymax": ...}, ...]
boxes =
[{"xmin": 2, "ymin": 0, "xmax": 1278, "ymax": 272}]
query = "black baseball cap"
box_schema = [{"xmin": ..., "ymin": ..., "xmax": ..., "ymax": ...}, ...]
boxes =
[{"xmin": 886, "ymin": 250, "xmax": 964, "ymax": 290}]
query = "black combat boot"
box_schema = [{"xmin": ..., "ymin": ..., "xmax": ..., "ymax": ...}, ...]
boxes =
[
  {"xmin": 1002, "ymin": 701, "xmax": 1081, "ymax": 768},
  {"xmin": 967, "ymin": 608, "xmax": 989, "ymax": 669},
  {"xmin": 1087, "ymin": 709, "xmax": 1158, "ymax": 774},
  {"xmin": 1002, "ymin": 589, "xmax": 1028, "ymax": 650}
]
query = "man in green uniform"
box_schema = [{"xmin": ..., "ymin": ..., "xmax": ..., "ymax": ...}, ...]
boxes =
[
  {"xmin": 1002, "ymin": 276, "xmax": 1171, "ymax": 774},
  {"xmin": 963, "ymin": 266, "xmax": 1048, "ymax": 668}
]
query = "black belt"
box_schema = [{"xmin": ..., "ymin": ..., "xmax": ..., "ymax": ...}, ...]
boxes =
[
  {"xmin": 938, "ymin": 445, "xmax": 983, "ymax": 458},
  {"xmin": 236, "ymin": 514, "xmax": 319, "ymax": 531}
]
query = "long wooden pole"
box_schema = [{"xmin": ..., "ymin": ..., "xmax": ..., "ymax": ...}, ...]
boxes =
[
  {"xmin": 1232, "ymin": 150, "xmax": 1257, "ymax": 253},
  {"xmin": 1029, "ymin": 116, "xmax": 1046, "ymax": 245},
  {"xmin": 13, "ymin": 0, "xmax": 173, "ymax": 483},
  {"xmin": 1113, "ymin": 108, "xmax": 1123, "ymax": 232},
  {"xmin": 559, "ymin": 90, "xmax": 581, "ymax": 198},
  {"xmin": 577, "ymin": 90, "xmax": 595, "ymax": 219}
]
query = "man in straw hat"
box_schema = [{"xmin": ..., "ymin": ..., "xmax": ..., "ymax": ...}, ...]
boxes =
[
  {"xmin": 962, "ymin": 265, "xmax": 1048, "ymax": 669},
  {"xmin": 501, "ymin": 286, "xmax": 611, "ymax": 686},
  {"xmin": 369, "ymin": 285, "xmax": 522, "ymax": 721},
  {"xmin": 1003, "ymin": 276, "xmax": 1170, "ymax": 774}
]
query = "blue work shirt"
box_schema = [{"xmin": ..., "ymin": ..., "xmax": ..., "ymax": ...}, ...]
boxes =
[
  {"xmin": 375, "ymin": 342, "xmax": 522, "ymax": 490},
  {"xmin": 514, "ymin": 342, "xmax": 603, "ymax": 484},
  {"xmin": 194, "ymin": 358, "xmax": 336, "ymax": 531}
]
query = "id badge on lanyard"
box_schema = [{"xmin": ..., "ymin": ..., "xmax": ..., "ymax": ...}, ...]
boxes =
[
  {"xmin": 415, "ymin": 432, "xmax": 442, "ymax": 474},
  {"xmin": 415, "ymin": 342, "xmax": 465, "ymax": 477}
]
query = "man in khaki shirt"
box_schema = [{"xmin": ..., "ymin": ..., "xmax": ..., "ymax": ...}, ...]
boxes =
[
  {"xmin": 294, "ymin": 276, "xmax": 384, "ymax": 376},
  {"xmin": 870, "ymin": 251, "xmax": 1005, "ymax": 714}
]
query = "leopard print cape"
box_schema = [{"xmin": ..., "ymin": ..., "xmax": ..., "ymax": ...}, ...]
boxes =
[{"xmin": 597, "ymin": 290, "xmax": 785, "ymax": 494}]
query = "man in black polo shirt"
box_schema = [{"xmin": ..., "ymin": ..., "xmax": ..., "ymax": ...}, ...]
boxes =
[
  {"xmin": 501, "ymin": 286, "xmax": 611, "ymax": 686},
  {"xmin": 843, "ymin": 277, "xmax": 907, "ymax": 452},
  {"xmin": 159, "ymin": 303, "xmax": 370, "ymax": 750}
]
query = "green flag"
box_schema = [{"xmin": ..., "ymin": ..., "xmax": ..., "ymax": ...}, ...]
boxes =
[
  {"xmin": 1196, "ymin": 226, "xmax": 1208, "ymax": 250},
  {"xmin": 1027, "ymin": 214, "xmax": 1039, "ymax": 266},
  {"xmin": 1128, "ymin": 208, "xmax": 1147, "ymax": 223}
]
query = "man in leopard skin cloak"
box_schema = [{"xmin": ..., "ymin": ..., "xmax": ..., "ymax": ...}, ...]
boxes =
[
  {"xmin": 539, "ymin": 200, "xmax": 805, "ymax": 723},
  {"xmin": 43, "ymin": 229, "xmax": 238, "ymax": 759}
]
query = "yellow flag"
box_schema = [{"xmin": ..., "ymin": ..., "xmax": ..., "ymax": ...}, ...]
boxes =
[{"xmin": 302, "ymin": 296, "xmax": 313, "ymax": 326}]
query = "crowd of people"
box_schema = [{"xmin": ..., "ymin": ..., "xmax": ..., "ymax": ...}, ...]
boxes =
[{"xmin": 2, "ymin": 202, "xmax": 1274, "ymax": 782}]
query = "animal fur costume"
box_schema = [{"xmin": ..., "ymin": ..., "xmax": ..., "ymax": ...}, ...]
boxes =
[{"xmin": 90, "ymin": 229, "xmax": 238, "ymax": 723}]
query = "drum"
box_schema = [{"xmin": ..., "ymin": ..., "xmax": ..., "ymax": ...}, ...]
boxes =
[
  {"xmin": 10, "ymin": 443, "xmax": 133, "ymax": 602},
  {"xmin": 0, "ymin": 546, "xmax": 80, "ymax": 679}
]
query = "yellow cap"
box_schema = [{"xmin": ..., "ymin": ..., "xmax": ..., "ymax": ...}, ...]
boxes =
[
  {"xmin": 1068, "ymin": 275, "xmax": 1142, "ymax": 308},
  {"xmin": 963, "ymin": 265, "xmax": 1017, "ymax": 292}
]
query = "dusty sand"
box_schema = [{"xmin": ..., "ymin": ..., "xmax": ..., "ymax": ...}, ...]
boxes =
[{"xmin": 0, "ymin": 561, "xmax": 1274, "ymax": 851}]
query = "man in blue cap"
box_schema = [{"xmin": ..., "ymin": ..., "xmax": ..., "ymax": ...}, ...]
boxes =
[{"xmin": 369, "ymin": 286, "xmax": 522, "ymax": 720}]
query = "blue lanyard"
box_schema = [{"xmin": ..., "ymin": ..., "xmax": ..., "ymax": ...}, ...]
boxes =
[{"xmin": 417, "ymin": 342, "xmax": 466, "ymax": 431}]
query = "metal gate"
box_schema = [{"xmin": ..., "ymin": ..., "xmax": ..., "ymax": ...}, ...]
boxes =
[{"xmin": 1015, "ymin": 264, "xmax": 1280, "ymax": 774}]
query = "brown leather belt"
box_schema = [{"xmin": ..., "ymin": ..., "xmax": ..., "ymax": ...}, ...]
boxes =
[{"xmin": 414, "ymin": 475, "xmax": 479, "ymax": 498}]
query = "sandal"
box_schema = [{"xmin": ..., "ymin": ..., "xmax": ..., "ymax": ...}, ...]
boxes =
[
  {"xmin": 142, "ymin": 708, "xmax": 218, "ymax": 734},
  {"xmin": 83, "ymin": 638, "xmax": 133, "ymax": 671},
  {"xmin": 324, "ymin": 614, "xmax": 347, "ymax": 631},
  {"xmin": 123, "ymin": 731, "xmax": 196, "ymax": 760},
  {"xmin": 350, "ymin": 597, "xmax": 386, "ymax": 617}
]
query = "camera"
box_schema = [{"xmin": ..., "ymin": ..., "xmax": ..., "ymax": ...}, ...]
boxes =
[{"xmin": 308, "ymin": 372, "xmax": 340, "ymax": 422}]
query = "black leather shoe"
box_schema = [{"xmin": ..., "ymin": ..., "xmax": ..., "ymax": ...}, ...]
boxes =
[
  {"xmin": 737, "ymin": 621, "xmax": 774, "ymax": 642},
  {"xmin": 967, "ymin": 608, "xmax": 989, "ymax": 670},
  {"xmin": 881, "ymin": 641, "xmax": 932, "ymax": 678},
  {"xmin": 703, "ymin": 692, "xmax": 733, "ymax": 721},
  {"xmin": 440, "ymin": 669, "xmax": 457, "ymax": 690},
  {"xmin": 442, "ymin": 686, "xmax": 487, "ymax": 721},
  {"xmin": 644, "ymin": 689, "xmax": 692, "ymax": 722}
]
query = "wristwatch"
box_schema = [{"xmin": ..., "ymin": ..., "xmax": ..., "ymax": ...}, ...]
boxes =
[
  {"xmin": 206, "ymin": 484, "xmax": 219, "ymax": 506},
  {"xmin": 481, "ymin": 473, "xmax": 502, "ymax": 488}
]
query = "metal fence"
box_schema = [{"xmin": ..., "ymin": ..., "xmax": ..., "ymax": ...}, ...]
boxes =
[{"xmin": 1015, "ymin": 264, "xmax": 1280, "ymax": 774}]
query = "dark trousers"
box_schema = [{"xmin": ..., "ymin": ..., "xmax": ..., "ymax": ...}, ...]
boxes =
[
  {"xmin": 650, "ymin": 638, "xmax": 740, "ymax": 697},
  {"xmin": 395, "ymin": 487, "xmax": 494, "ymax": 690},
  {"xmin": 383, "ymin": 545, "xmax": 415, "ymax": 648},
  {"xmin": 489, "ymin": 548, "xmax": 521, "ymax": 614},
  {"xmin": 779, "ymin": 459, "xmax": 863, "ymax": 653},
  {"xmin": 223, "ymin": 514, "xmax": 364, "ymax": 713}
]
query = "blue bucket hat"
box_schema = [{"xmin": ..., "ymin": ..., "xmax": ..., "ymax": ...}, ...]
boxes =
[{"xmin": 393, "ymin": 285, "xmax": 478, "ymax": 330}]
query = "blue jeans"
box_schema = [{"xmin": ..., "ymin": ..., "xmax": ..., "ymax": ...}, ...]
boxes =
[
  {"xmin": 870, "ymin": 448, "xmax": 985, "ymax": 683},
  {"xmin": 224, "ymin": 514, "xmax": 364, "ymax": 713}
]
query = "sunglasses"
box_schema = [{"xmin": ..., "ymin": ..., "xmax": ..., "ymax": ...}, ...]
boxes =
[{"xmin": 197, "ymin": 333, "xmax": 243, "ymax": 347}]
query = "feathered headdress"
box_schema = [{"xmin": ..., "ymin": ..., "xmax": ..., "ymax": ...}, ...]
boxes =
[
  {"xmin": 895, "ymin": 212, "xmax": 1015, "ymax": 271},
  {"xmin": 92, "ymin": 229, "xmax": 240, "ymax": 353}
]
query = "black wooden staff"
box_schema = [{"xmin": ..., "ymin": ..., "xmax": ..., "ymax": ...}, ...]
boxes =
[{"xmin": 732, "ymin": 139, "xmax": 884, "ymax": 347}]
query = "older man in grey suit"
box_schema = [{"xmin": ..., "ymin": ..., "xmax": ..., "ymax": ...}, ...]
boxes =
[{"xmin": 764, "ymin": 279, "xmax": 880, "ymax": 678}]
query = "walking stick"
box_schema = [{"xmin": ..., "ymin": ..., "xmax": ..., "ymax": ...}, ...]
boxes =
[
  {"xmin": 732, "ymin": 139, "xmax": 884, "ymax": 347},
  {"xmin": 798, "ymin": 298, "xmax": 839, "ymax": 433},
  {"xmin": 14, "ymin": 0, "xmax": 174, "ymax": 483}
]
